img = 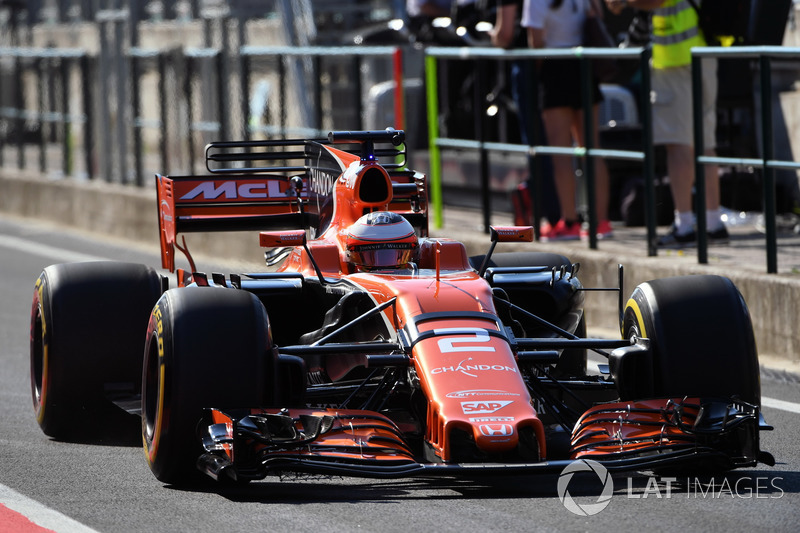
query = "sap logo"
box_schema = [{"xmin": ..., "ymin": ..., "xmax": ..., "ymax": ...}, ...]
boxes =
[
  {"xmin": 180, "ymin": 181, "xmax": 277, "ymax": 200},
  {"xmin": 479, "ymin": 424, "xmax": 514, "ymax": 437},
  {"xmin": 461, "ymin": 400, "xmax": 513, "ymax": 415}
]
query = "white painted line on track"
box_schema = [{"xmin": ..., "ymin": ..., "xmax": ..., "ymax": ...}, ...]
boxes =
[
  {"xmin": 761, "ymin": 397, "xmax": 800, "ymax": 414},
  {"xmin": 0, "ymin": 483, "xmax": 101, "ymax": 533},
  {"xmin": 0, "ymin": 235, "xmax": 108, "ymax": 263}
]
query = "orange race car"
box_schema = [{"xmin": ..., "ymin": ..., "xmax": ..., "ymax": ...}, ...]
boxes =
[{"xmin": 30, "ymin": 129, "xmax": 774, "ymax": 485}]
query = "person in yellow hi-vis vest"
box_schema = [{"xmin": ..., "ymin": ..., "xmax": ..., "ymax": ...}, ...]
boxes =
[{"xmin": 605, "ymin": 0, "xmax": 728, "ymax": 247}]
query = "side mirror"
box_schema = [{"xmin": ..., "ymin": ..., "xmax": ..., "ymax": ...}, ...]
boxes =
[
  {"xmin": 477, "ymin": 225, "xmax": 535, "ymax": 278},
  {"xmin": 260, "ymin": 230, "xmax": 306, "ymax": 248},
  {"xmin": 490, "ymin": 226, "xmax": 534, "ymax": 243},
  {"xmin": 259, "ymin": 230, "xmax": 328, "ymax": 285}
]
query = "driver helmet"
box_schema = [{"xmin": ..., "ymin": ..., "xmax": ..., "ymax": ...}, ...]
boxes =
[{"xmin": 345, "ymin": 211, "xmax": 418, "ymax": 270}]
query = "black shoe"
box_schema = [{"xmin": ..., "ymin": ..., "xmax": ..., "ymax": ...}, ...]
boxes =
[
  {"xmin": 657, "ymin": 226, "xmax": 697, "ymax": 248},
  {"xmin": 707, "ymin": 226, "xmax": 730, "ymax": 245}
]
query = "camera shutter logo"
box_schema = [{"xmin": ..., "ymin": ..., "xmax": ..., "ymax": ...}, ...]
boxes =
[{"xmin": 557, "ymin": 459, "xmax": 614, "ymax": 516}]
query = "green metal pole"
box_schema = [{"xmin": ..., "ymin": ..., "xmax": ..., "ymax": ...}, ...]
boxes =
[
  {"xmin": 639, "ymin": 47, "xmax": 657, "ymax": 256},
  {"xmin": 425, "ymin": 53, "xmax": 443, "ymax": 229}
]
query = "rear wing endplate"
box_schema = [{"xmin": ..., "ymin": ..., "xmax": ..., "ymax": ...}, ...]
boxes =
[{"xmin": 156, "ymin": 172, "xmax": 307, "ymax": 271}]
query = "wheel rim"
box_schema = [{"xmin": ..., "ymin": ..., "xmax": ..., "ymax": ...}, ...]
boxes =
[
  {"xmin": 31, "ymin": 305, "xmax": 45, "ymax": 407},
  {"xmin": 143, "ymin": 333, "xmax": 161, "ymax": 444}
]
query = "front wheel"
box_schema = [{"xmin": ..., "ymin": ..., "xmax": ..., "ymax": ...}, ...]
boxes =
[
  {"xmin": 142, "ymin": 287, "xmax": 274, "ymax": 485},
  {"xmin": 621, "ymin": 275, "xmax": 760, "ymax": 404}
]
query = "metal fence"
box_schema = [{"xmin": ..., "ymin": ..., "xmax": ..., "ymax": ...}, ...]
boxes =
[
  {"xmin": 424, "ymin": 45, "xmax": 653, "ymax": 251},
  {"xmin": 0, "ymin": 43, "xmax": 406, "ymax": 185},
  {"xmin": 424, "ymin": 44, "xmax": 800, "ymax": 274},
  {"xmin": 0, "ymin": 47, "xmax": 92, "ymax": 179},
  {"xmin": 2, "ymin": 37, "xmax": 800, "ymax": 275},
  {"xmin": 691, "ymin": 46, "xmax": 800, "ymax": 274}
]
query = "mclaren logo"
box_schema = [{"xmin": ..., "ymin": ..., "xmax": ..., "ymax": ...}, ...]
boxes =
[{"xmin": 179, "ymin": 180, "xmax": 299, "ymax": 200}]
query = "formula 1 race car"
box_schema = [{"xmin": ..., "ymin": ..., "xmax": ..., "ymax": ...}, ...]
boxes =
[{"xmin": 30, "ymin": 129, "xmax": 774, "ymax": 485}]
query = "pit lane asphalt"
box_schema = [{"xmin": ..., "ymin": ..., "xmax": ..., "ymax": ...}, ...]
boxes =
[{"xmin": 1, "ymin": 215, "xmax": 799, "ymax": 533}]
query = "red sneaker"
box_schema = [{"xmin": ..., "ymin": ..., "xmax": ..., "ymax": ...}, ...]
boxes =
[
  {"xmin": 538, "ymin": 220, "xmax": 554, "ymax": 239},
  {"xmin": 541, "ymin": 220, "xmax": 580, "ymax": 242},
  {"xmin": 580, "ymin": 220, "xmax": 614, "ymax": 240}
]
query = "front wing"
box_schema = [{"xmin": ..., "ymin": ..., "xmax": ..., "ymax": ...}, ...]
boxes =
[{"xmin": 197, "ymin": 398, "xmax": 772, "ymax": 482}]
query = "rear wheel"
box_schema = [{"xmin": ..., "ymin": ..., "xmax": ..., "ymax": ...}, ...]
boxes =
[
  {"xmin": 30, "ymin": 261, "xmax": 163, "ymax": 439},
  {"xmin": 142, "ymin": 287, "xmax": 274, "ymax": 485},
  {"xmin": 621, "ymin": 275, "xmax": 760, "ymax": 404}
]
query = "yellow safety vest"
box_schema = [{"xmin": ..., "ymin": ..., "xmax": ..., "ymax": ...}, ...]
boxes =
[{"xmin": 651, "ymin": 0, "xmax": 707, "ymax": 69}]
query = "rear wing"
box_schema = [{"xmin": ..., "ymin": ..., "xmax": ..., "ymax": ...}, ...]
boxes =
[
  {"xmin": 156, "ymin": 130, "xmax": 427, "ymax": 271},
  {"xmin": 156, "ymin": 172, "xmax": 308, "ymax": 271}
]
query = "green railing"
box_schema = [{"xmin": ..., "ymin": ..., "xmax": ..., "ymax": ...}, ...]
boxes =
[
  {"xmin": 692, "ymin": 46, "xmax": 800, "ymax": 274},
  {"xmin": 424, "ymin": 45, "xmax": 656, "ymax": 251},
  {"xmin": 426, "ymin": 45, "xmax": 800, "ymax": 273}
]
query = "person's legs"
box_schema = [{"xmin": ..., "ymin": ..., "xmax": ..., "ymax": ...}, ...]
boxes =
[
  {"xmin": 653, "ymin": 61, "xmax": 726, "ymax": 245},
  {"xmin": 540, "ymin": 106, "xmax": 581, "ymax": 240},
  {"xmin": 664, "ymin": 143, "xmax": 697, "ymax": 239},
  {"xmin": 543, "ymin": 106, "xmax": 578, "ymax": 223},
  {"xmin": 511, "ymin": 60, "xmax": 560, "ymax": 224},
  {"xmin": 652, "ymin": 66, "xmax": 695, "ymax": 244},
  {"xmin": 655, "ymin": 142, "xmax": 697, "ymax": 246},
  {"xmin": 666, "ymin": 143, "xmax": 694, "ymax": 214}
]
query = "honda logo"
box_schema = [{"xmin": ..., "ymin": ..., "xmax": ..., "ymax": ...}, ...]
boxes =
[{"xmin": 479, "ymin": 424, "xmax": 514, "ymax": 437}]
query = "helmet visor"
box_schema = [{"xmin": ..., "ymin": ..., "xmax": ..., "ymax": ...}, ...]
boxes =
[{"xmin": 350, "ymin": 243, "xmax": 415, "ymax": 268}]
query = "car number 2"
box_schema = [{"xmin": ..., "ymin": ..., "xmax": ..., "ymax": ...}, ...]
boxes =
[{"xmin": 434, "ymin": 328, "xmax": 496, "ymax": 353}]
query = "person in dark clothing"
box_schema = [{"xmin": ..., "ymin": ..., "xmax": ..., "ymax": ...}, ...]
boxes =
[
  {"xmin": 492, "ymin": 0, "xmax": 561, "ymax": 228},
  {"xmin": 522, "ymin": 0, "xmax": 613, "ymax": 241}
]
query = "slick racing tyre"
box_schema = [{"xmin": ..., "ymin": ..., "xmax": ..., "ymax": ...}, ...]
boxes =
[
  {"xmin": 142, "ymin": 287, "xmax": 273, "ymax": 485},
  {"xmin": 621, "ymin": 275, "xmax": 760, "ymax": 404},
  {"xmin": 30, "ymin": 261, "xmax": 164, "ymax": 439}
]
